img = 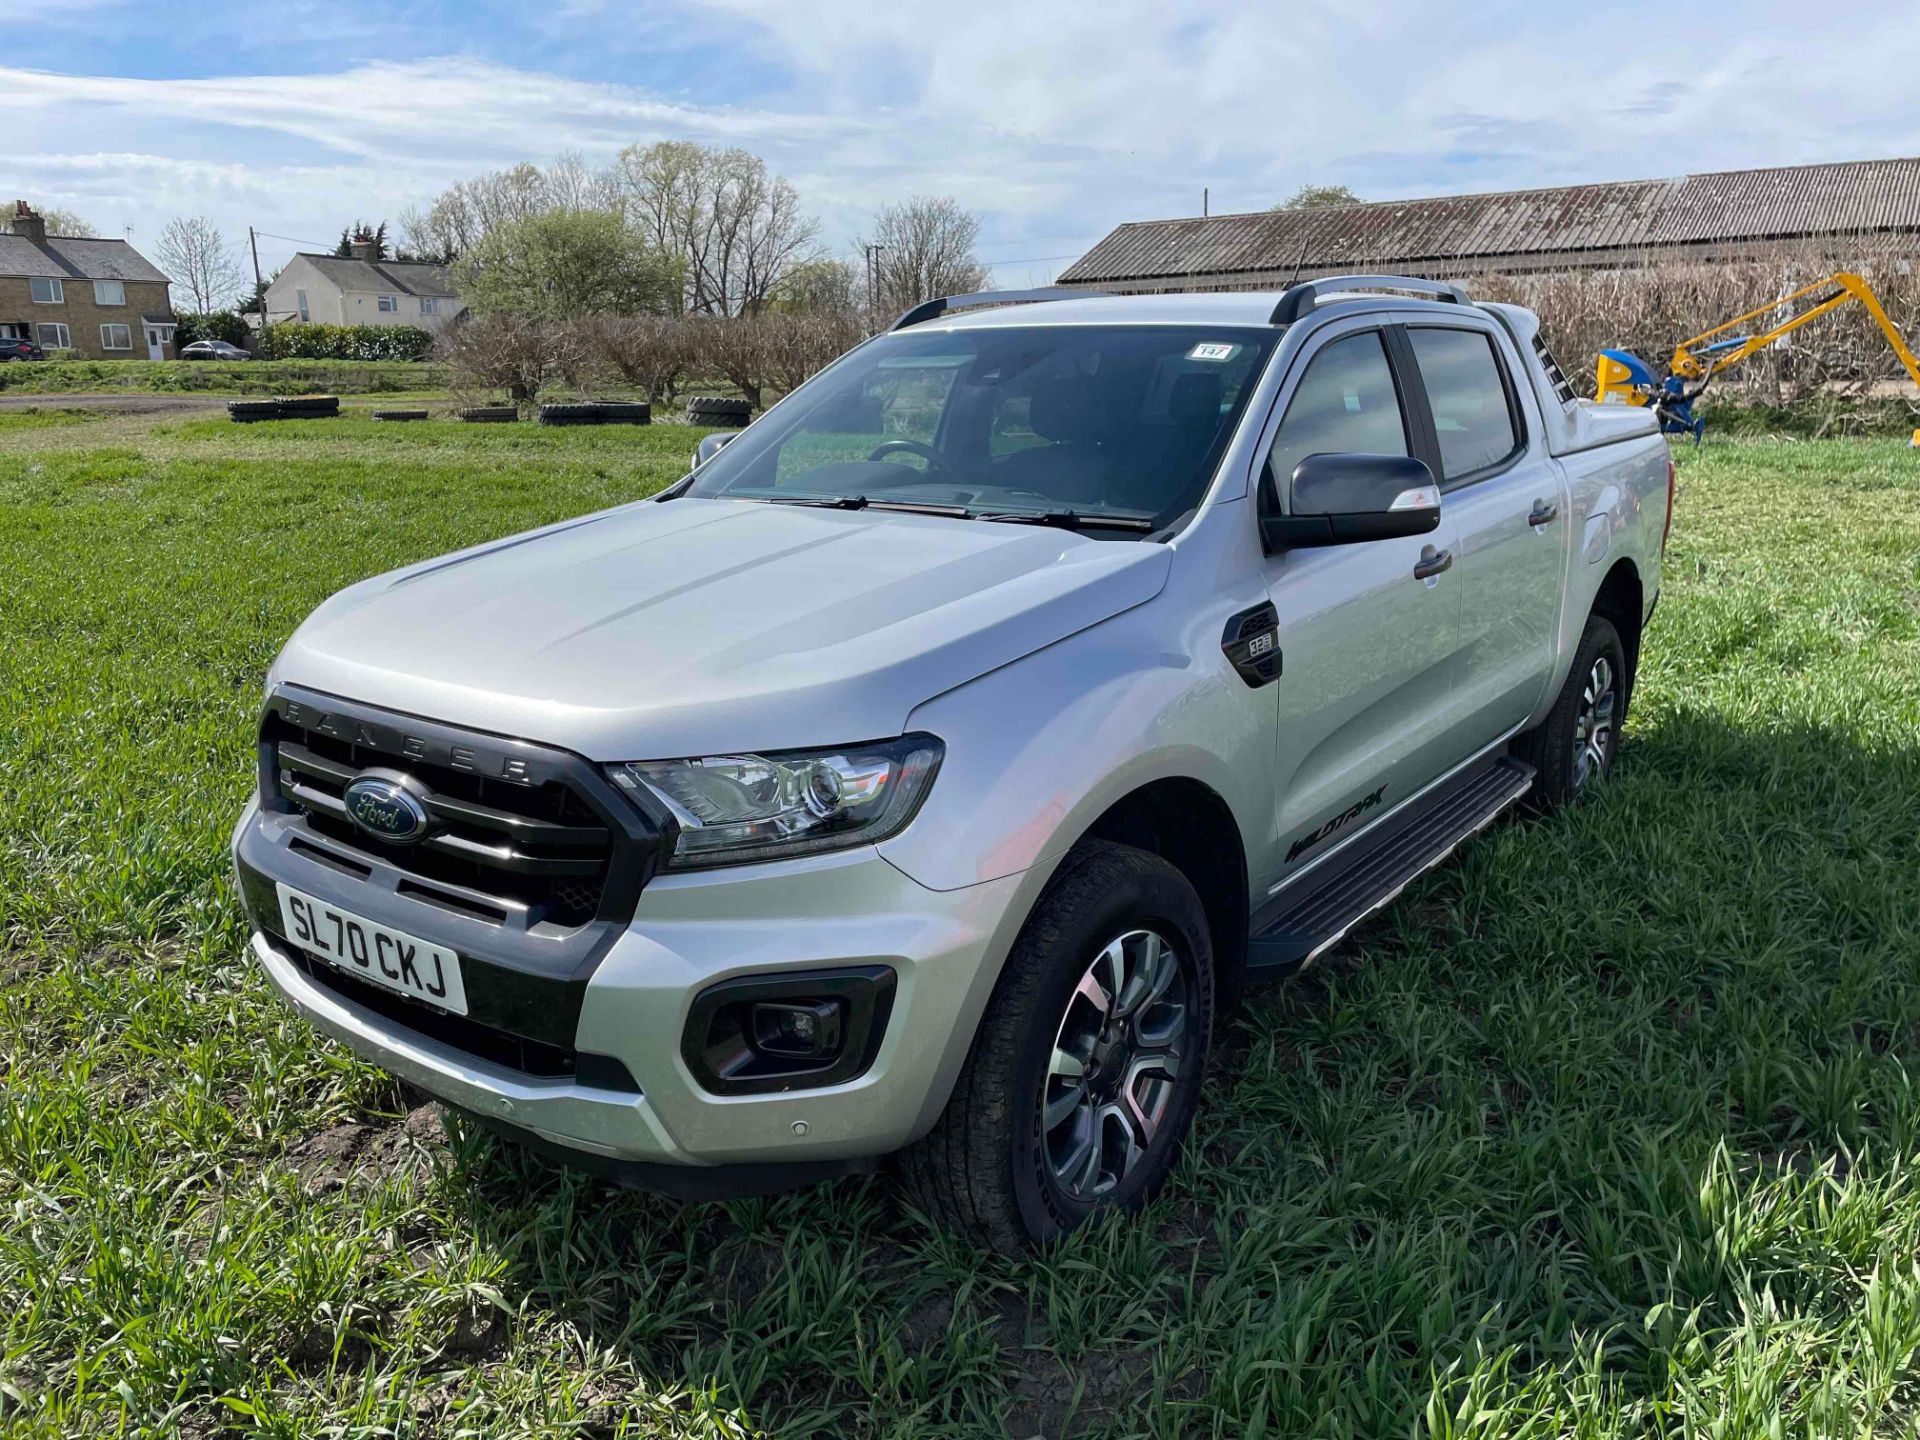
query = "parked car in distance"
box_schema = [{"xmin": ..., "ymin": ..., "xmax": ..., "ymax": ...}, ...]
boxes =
[
  {"xmin": 1, "ymin": 334, "xmax": 46, "ymax": 360},
  {"xmin": 181, "ymin": 340, "xmax": 251, "ymax": 361},
  {"xmin": 232, "ymin": 276, "xmax": 1673, "ymax": 1250}
]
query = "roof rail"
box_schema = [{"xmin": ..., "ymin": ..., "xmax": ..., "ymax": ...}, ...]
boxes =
[
  {"xmin": 890, "ymin": 286, "xmax": 1108, "ymax": 332},
  {"xmin": 1270, "ymin": 275, "xmax": 1471, "ymax": 325}
]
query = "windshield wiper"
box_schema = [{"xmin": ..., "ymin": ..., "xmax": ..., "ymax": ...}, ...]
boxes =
[
  {"xmin": 757, "ymin": 494, "xmax": 972, "ymax": 518},
  {"xmin": 969, "ymin": 509, "xmax": 1156, "ymax": 532},
  {"xmin": 760, "ymin": 493, "xmax": 871, "ymax": 509}
]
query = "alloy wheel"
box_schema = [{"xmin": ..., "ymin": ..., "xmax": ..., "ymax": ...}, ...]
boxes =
[
  {"xmin": 1571, "ymin": 653, "xmax": 1617, "ymax": 791},
  {"xmin": 1041, "ymin": 928, "xmax": 1189, "ymax": 1200}
]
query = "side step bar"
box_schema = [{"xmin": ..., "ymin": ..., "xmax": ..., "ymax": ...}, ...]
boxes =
[{"xmin": 1247, "ymin": 754, "xmax": 1535, "ymax": 972}]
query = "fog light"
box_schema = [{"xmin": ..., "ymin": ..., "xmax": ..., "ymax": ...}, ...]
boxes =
[
  {"xmin": 681, "ymin": 966, "xmax": 896, "ymax": 1096},
  {"xmin": 752, "ymin": 999, "xmax": 844, "ymax": 1059}
]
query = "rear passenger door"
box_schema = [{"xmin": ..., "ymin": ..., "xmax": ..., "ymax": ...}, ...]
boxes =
[
  {"xmin": 1259, "ymin": 324, "xmax": 1467, "ymax": 886},
  {"xmin": 1401, "ymin": 322, "xmax": 1570, "ymax": 750}
]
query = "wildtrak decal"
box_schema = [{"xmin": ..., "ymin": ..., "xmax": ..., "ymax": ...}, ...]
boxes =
[{"xmin": 1285, "ymin": 784, "xmax": 1386, "ymax": 863}]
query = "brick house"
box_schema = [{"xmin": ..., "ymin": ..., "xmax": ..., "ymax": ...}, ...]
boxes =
[{"xmin": 0, "ymin": 203, "xmax": 178, "ymax": 359}]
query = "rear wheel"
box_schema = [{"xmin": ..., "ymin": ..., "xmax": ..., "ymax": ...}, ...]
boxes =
[
  {"xmin": 898, "ymin": 841, "xmax": 1213, "ymax": 1252},
  {"xmin": 1513, "ymin": 614, "xmax": 1627, "ymax": 812}
]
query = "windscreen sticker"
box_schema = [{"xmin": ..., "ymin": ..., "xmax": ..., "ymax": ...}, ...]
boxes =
[{"xmin": 1187, "ymin": 342, "xmax": 1239, "ymax": 362}]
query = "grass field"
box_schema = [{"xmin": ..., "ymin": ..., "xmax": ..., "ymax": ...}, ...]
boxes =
[{"xmin": 2, "ymin": 412, "xmax": 1918, "ymax": 1437}]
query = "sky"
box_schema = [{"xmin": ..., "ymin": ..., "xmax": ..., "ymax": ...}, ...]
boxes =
[{"xmin": 2, "ymin": 0, "xmax": 1918, "ymax": 290}]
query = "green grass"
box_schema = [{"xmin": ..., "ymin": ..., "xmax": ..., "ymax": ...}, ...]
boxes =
[
  {"xmin": 2, "ymin": 420, "xmax": 1919, "ymax": 1436},
  {"xmin": 0, "ymin": 358, "xmax": 450, "ymax": 397}
]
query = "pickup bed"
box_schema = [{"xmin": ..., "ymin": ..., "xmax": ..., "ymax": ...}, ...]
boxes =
[{"xmin": 232, "ymin": 275, "xmax": 1671, "ymax": 1250}]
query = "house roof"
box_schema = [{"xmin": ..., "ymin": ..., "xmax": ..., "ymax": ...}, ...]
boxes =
[
  {"xmin": 0, "ymin": 233, "xmax": 171, "ymax": 284},
  {"xmin": 292, "ymin": 253, "xmax": 457, "ymax": 297},
  {"xmin": 1059, "ymin": 156, "xmax": 1920, "ymax": 286}
]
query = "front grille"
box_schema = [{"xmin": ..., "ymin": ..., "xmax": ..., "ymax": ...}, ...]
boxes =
[
  {"xmin": 282, "ymin": 940, "xmax": 639, "ymax": 1091},
  {"xmin": 262, "ymin": 697, "xmax": 634, "ymax": 931}
]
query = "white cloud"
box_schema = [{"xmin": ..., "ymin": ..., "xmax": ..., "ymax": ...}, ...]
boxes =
[{"xmin": 1, "ymin": 1, "xmax": 1916, "ymax": 289}]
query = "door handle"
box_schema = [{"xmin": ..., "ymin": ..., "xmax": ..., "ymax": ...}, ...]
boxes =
[
  {"xmin": 1529, "ymin": 499, "xmax": 1559, "ymax": 526},
  {"xmin": 1413, "ymin": 545, "xmax": 1453, "ymax": 581}
]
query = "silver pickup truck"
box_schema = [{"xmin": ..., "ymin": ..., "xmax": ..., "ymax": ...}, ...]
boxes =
[{"xmin": 231, "ymin": 276, "xmax": 1672, "ymax": 1250}]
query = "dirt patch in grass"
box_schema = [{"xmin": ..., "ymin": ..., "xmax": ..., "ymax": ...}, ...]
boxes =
[{"xmin": 289, "ymin": 1102, "xmax": 446, "ymax": 1193}]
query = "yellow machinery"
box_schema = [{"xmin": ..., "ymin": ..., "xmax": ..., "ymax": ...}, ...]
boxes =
[{"xmin": 1594, "ymin": 272, "xmax": 1920, "ymax": 445}]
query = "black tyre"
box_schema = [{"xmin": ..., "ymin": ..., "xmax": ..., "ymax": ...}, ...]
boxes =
[
  {"xmin": 1513, "ymin": 614, "xmax": 1628, "ymax": 812},
  {"xmin": 686, "ymin": 395, "xmax": 750, "ymax": 424},
  {"xmin": 898, "ymin": 840, "xmax": 1213, "ymax": 1253},
  {"xmin": 372, "ymin": 409, "xmax": 429, "ymax": 422},
  {"xmin": 595, "ymin": 401, "xmax": 652, "ymax": 425},
  {"xmin": 539, "ymin": 402, "xmax": 599, "ymax": 426},
  {"xmin": 227, "ymin": 400, "xmax": 279, "ymax": 422},
  {"xmin": 276, "ymin": 394, "xmax": 339, "ymax": 414},
  {"xmin": 457, "ymin": 405, "xmax": 517, "ymax": 423}
]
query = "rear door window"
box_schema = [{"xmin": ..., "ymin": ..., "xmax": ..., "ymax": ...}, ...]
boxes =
[{"xmin": 1406, "ymin": 328, "xmax": 1521, "ymax": 482}]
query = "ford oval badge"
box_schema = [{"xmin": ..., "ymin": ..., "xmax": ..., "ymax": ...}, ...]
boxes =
[{"xmin": 342, "ymin": 775, "xmax": 431, "ymax": 844}]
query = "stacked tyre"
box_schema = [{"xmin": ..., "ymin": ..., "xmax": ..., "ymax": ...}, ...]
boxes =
[
  {"xmin": 227, "ymin": 399, "xmax": 279, "ymax": 424},
  {"xmin": 685, "ymin": 396, "xmax": 750, "ymax": 426},
  {"xmin": 276, "ymin": 394, "xmax": 340, "ymax": 418},
  {"xmin": 595, "ymin": 401, "xmax": 652, "ymax": 425},
  {"xmin": 538, "ymin": 401, "xmax": 652, "ymax": 426},
  {"xmin": 372, "ymin": 409, "xmax": 429, "ymax": 422},
  {"xmin": 457, "ymin": 405, "xmax": 518, "ymax": 424}
]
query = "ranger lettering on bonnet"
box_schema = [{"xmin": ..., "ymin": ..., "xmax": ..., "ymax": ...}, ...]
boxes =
[{"xmin": 234, "ymin": 277, "xmax": 1671, "ymax": 1250}]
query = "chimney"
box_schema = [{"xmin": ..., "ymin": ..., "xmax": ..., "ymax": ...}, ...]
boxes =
[
  {"xmin": 11, "ymin": 202, "xmax": 45, "ymax": 246},
  {"xmin": 347, "ymin": 236, "xmax": 379, "ymax": 263}
]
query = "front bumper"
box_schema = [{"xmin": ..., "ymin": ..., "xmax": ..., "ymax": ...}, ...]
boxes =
[{"xmin": 235, "ymin": 795, "xmax": 1041, "ymax": 1181}]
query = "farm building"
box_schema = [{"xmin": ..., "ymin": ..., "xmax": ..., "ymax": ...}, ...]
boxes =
[{"xmin": 1058, "ymin": 157, "xmax": 1920, "ymax": 294}]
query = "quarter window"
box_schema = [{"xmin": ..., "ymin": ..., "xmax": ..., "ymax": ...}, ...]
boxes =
[
  {"xmin": 30, "ymin": 277, "xmax": 64, "ymax": 304},
  {"xmin": 1264, "ymin": 330, "xmax": 1409, "ymax": 497},
  {"xmin": 36, "ymin": 322, "xmax": 71, "ymax": 349},
  {"xmin": 93, "ymin": 280, "xmax": 126, "ymax": 306},
  {"xmin": 377, "ymin": 294, "xmax": 399, "ymax": 313},
  {"xmin": 100, "ymin": 323, "xmax": 132, "ymax": 350},
  {"xmin": 1407, "ymin": 328, "xmax": 1521, "ymax": 481}
]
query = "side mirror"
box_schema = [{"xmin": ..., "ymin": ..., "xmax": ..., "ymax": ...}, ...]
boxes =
[
  {"xmin": 1261, "ymin": 453, "xmax": 1440, "ymax": 552},
  {"xmin": 691, "ymin": 431, "xmax": 740, "ymax": 470}
]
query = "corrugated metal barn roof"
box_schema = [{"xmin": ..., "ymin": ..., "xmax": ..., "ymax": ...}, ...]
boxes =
[{"xmin": 1060, "ymin": 157, "xmax": 1920, "ymax": 287}]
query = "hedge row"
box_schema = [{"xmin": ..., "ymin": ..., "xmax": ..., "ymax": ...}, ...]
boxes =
[
  {"xmin": 0, "ymin": 358, "xmax": 450, "ymax": 396},
  {"xmin": 253, "ymin": 323, "xmax": 437, "ymax": 362}
]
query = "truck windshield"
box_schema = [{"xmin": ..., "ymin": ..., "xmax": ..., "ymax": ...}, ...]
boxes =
[{"xmin": 683, "ymin": 323, "xmax": 1278, "ymax": 535}]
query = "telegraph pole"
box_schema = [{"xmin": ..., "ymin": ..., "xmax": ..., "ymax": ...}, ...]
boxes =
[
  {"xmin": 249, "ymin": 226, "xmax": 271, "ymax": 354},
  {"xmin": 863, "ymin": 244, "xmax": 888, "ymax": 316}
]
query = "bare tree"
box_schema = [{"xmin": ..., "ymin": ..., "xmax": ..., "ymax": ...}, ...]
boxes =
[
  {"xmin": 437, "ymin": 312, "xmax": 587, "ymax": 410},
  {"xmin": 400, "ymin": 154, "xmax": 620, "ymax": 262},
  {"xmin": 578, "ymin": 314, "xmax": 700, "ymax": 403},
  {"xmin": 757, "ymin": 311, "xmax": 864, "ymax": 396},
  {"xmin": 154, "ymin": 215, "xmax": 243, "ymax": 314},
  {"xmin": 616, "ymin": 142, "xmax": 820, "ymax": 316},
  {"xmin": 688, "ymin": 314, "xmax": 770, "ymax": 409},
  {"xmin": 864, "ymin": 197, "xmax": 989, "ymax": 315}
]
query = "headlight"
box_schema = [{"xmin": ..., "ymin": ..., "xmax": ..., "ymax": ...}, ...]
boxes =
[{"xmin": 610, "ymin": 735, "xmax": 943, "ymax": 869}]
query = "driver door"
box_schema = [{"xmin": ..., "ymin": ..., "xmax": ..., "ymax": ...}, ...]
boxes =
[{"xmin": 1258, "ymin": 324, "xmax": 1468, "ymax": 889}]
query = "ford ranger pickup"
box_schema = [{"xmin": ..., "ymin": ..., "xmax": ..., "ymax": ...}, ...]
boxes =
[{"xmin": 231, "ymin": 276, "xmax": 1672, "ymax": 1249}]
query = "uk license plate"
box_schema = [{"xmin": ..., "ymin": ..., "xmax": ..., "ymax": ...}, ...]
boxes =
[{"xmin": 276, "ymin": 882, "xmax": 469, "ymax": 1016}]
